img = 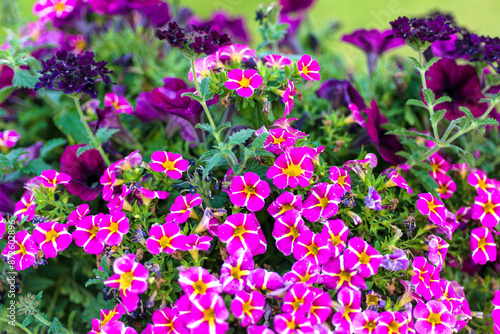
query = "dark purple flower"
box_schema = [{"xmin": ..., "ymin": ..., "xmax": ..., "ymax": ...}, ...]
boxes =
[
  {"xmin": 280, "ymin": 0, "xmax": 315, "ymax": 14},
  {"xmin": 139, "ymin": 1, "xmax": 170, "ymax": 27},
  {"xmin": 380, "ymin": 249, "xmax": 410, "ymax": 272},
  {"xmin": 315, "ymin": 79, "xmax": 366, "ymax": 111},
  {"xmin": 188, "ymin": 11, "xmax": 249, "ymax": 44},
  {"xmin": 341, "ymin": 29, "xmax": 405, "ymax": 74},
  {"xmin": 425, "ymin": 58, "xmax": 489, "ymax": 120},
  {"xmin": 278, "ymin": 14, "xmax": 303, "ymax": 54},
  {"xmin": 60, "ymin": 144, "xmax": 106, "ymax": 201},
  {"xmin": 0, "ymin": 65, "xmax": 14, "ymax": 90},
  {"xmin": 363, "ymin": 99, "xmax": 405, "ymax": 164},
  {"xmin": 390, "ymin": 16, "xmax": 456, "ymax": 45},
  {"xmin": 90, "ymin": 107, "xmax": 135, "ymax": 144},
  {"xmin": 125, "ymin": 0, "xmax": 159, "ymax": 9}
]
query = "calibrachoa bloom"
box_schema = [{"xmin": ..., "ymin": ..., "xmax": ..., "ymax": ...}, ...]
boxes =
[
  {"xmin": 380, "ymin": 248, "xmax": 409, "ymax": 272},
  {"xmin": 282, "ymin": 283, "xmax": 314, "ymax": 316},
  {"xmin": 297, "ymin": 54, "xmax": 321, "ymax": 81},
  {"xmin": 151, "ymin": 307, "xmax": 185, "ymax": 334},
  {"xmin": 264, "ymin": 54, "xmax": 291, "ymax": 69},
  {"xmin": 309, "ymin": 287, "xmax": 333, "ymax": 325},
  {"xmin": 224, "ymin": 69, "xmax": 263, "ymax": 97},
  {"xmin": 411, "ymin": 257, "xmax": 442, "ymax": 300},
  {"xmin": 104, "ymin": 93, "xmax": 134, "ymax": 114},
  {"xmin": 427, "ymin": 235, "xmax": 449, "ymax": 270},
  {"xmin": 187, "ymin": 293, "xmax": 229, "ymax": 334},
  {"xmin": 218, "ymin": 44, "xmax": 255, "ymax": 63},
  {"xmin": 229, "ymin": 172, "xmax": 270, "ymax": 211},
  {"xmin": 365, "ymin": 186, "xmax": 382, "ymax": 211},
  {"xmin": 33, "ymin": 0, "xmax": 77, "ymax": 20},
  {"xmin": 97, "ymin": 212, "xmax": 130, "ymax": 246},
  {"xmin": 293, "ymin": 230, "xmax": 331, "ymax": 265},
  {"xmin": 435, "ymin": 174, "xmax": 457, "ymax": 199},
  {"xmin": 166, "ymin": 193, "xmax": 202, "ymax": 224},
  {"xmin": 150, "ymin": 151, "xmax": 189, "ymax": 179},
  {"xmin": 416, "ymin": 193, "xmax": 447, "ymax": 226},
  {"xmin": 414, "ymin": 300, "xmax": 456, "ymax": 334},
  {"xmin": 471, "ymin": 191, "xmax": 500, "ymax": 227},
  {"xmin": 343, "ymin": 237, "xmax": 383, "ymax": 277},
  {"xmin": 146, "ymin": 223, "xmax": 185, "ymax": 255},
  {"xmin": 72, "ymin": 214, "xmax": 105, "ymax": 255},
  {"xmin": 267, "ymin": 147, "xmax": 314, "ymax": 189},
  {"xmin": 282, "ymin": 80, "xmax": 296, "ymax": 116},
  {"xmin": 178, "ymin": 266, "xmax": 222, "ymax": 300},
  {"xmin": 365, "ymin": 290, "xmax": 386, "ymax": 311},
  {"xmin": 320, "ymin": 255, "xmax": 367, "ymax": 290},
  {"xmin": 262, "ymin": 128, "xmax": 296, "ymax": 154},
  {"xmin": 219, "ymin": 213, "xmax": 260, "ymax": 254},
  {"xmin": 1, "ymin": 230, "xmax": 39, "ymax": 271},
  {"xmin": 428, "ymin": 154, "xmax": 450, "ymax": 179},
  {"xmin": 320, "ymin": 219, "xmax": 349, "ymax": 257},
  {"xmin": 353, "ymin": 310, "xmax": 380, "ymax": 334},
  {"xmin": 377, "ymin": 311, "xmax": 408, "ymax": 334},
  {"xmin": 33, "ymin": 222, "xmax": 72, "ymax": 258},
  {"xmin": 455, "ymin": 206, "xmax": 471, "ymax": 229},
  {"xmin": 385, "ymin": 171, "xmax": 413, "ymax": 194},
  {"xmin": 273, "ymin": 314, "xmax": 313, "ymax": 334},
  {"xmin": 220, "ymin": 248, "xmax": 254, "ymax": 294},
  {"xmin": 67, "ymin": 204, "xmax": 90, "ymax": 226},
  {"xmin": 272, "ymin": 210, "xmax": 309, "ymax": 256},
  {"xmin": 267, "ymin": 191, "xmax": 302, "ymax": 219},
  {"xmin": 188, "ymin": 54, "xmax": 217, "ymax": 82},
  {"xmin": 231, "ymin": 290, "xmax": 266, "ymax": 327},
  {"xmin": 492, "ymin": 291, "xmax": 500, "ymax": 330},
  {"xmin": 470, "ymin": 227, "xmax": 497, "ymax": 265},
  {"xmin": 90, "ymin": 305, "xmax": 126, "ymax": 334},
  {"xmin": 246, "ymin": 268, "xmax": 283, "ymax": 294},
  {"xmin": 302, "ymin": 183, "xmax": 340, "ymax": 222},
  {"xmin": 0, "ymin": 129, "xmax": 20, "ymax": 150},
  {"xmin": 329, "ymin": 166, "xmax": 351, "ymax": 197},
  {"xmin": 283, "ymin": 259, "xmax": 321, "ymax": 285},
  {"xmin": 332, "ymin": 288, "xmax": 362, "ymax": 333},
  {"xmin": 14, "ymin": 193, "xmax": 36, "ymax": 221},
  {"xmin": 104, "ymin": 255, "xmax": 149, "ymax": 312},
  {"xmin": 467, "ymin": 170, "xmax": 497, "ymax": 195}
]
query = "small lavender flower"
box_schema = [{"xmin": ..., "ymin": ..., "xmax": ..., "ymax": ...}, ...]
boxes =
[
  {"xmin": 380, "ymin": 249, "xmax": 410, "ymax": 272},
  {"xmin": 131, "ymin": 228, "xmax": 148, "ymax": 244},
  {"xmin": 365, "ymin": 290, "xmax": 386, "ymax": 311},
  {"xmin": 365, "ymin": 186, "xmax": 382, "ymax": 211}
]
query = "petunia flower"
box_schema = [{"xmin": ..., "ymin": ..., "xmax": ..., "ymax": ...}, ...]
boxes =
[
  {"xmin": 104, "ymin": 254, "xmax": 149, "ymax": 312},
  {"xmin": 427, "ymin": 235, "xmax": 449, "ymax": 270},
  {"xmin": 343, "ymin": 237, "xmax": 383, "ymax": 277},
  {"xmin": 271, "ymin": 117, "xmax": 308, "ymax": 139},
  {"xmin": 272, "ymin": 210, "xmax": 309, "ymax": 256},
  {"xmin": 320, "ymin": 255, "xmax": 366, "ymax": 290},
  {"xmin": 282, "ymin": 283, "xmax": 314, "ymax": 316},
  {"xmin": 220, "ymin": 248, "xmax": 254, "ymax": 294},
  {"xmin": 224, "ymin": 69, "xmax": 263, "ymax": 98},
  {"xmin": 353, "ymin": 310, "xmax": 380, "ymax": 334},
  {"xmin": 150, "ymin": 151, "xmax": 189, "ymax": 179},
  {"xmin": 166, "ymin": 193, "xmax": 202, "ymax": 224},
  {"xmin": 365, "ymin": 186, "xmax": 382, "ymax": 211},
  {"xmin": 182, "ymin": 234, "xmax": 213, "ymax": 251},
  {"xmin": 267, "ymin": 147, "xmax": 314, "ymax": 189},
  {"xmin": 218, "ymin": 213, "xmax": 260, "ymax": 255},
  {"xmin": 139, "ymin": 188, "xmax": 169, "ymax": 207},
  {"xmin": 283, "ymin": 259, "xmax": 321, "ymax": 286},
  {"xmin": 104, "ymin": 93, "xmax": 134, "ymax": 114},
  {"xmin": 1, "ymin": 230, "xmax": 39, "ymax": 271},
  {"xmin": 380, "ymin": 249, "xmax": 409, "ymax": 272},
  {"xmin": 315, "ymin": 79, "xmax": 366, "ymax": 110},
  {"xmin": 0, "ymin": 129, "xmax": 20, "ymax": 150},
  {"xmin": 264, "ymin": 54, "xmax": 291, "ymax": 69},
  {"xmin": 455, "ymin": 206, "xmax": 471, "ymax": 229},
  {"xmin": 414, "ymin": 300, "xmax": 456, "ymax": 334},
  {"xmin": 218, "ymin": 44, "xmax": 255, "ymax": 63},
  {"xmin": 329, "ymin": 166, "xmax": 351, "ymax": 197},
  {"xmin": 262, "ymin": 128, "xmax": 296, "ymax": 155},
  {"xmin": 428, "ymin": 153, "xmax": 450, "ymax": 179},
  {"xmin": 178, "ymin": 266, "xmax": 222, "ymax": 301},
  {"xmin": 97, "ymin": 212, "xmax": 129, "ymax": 246},
  {"xmin": 377, "ymin": 311, "xmax": 408, "ymax": 334},
  {"xmin": 309, "ymin": 287, "xmax": 332, "ymax": 325},
  {"xmin": 231, "ymin": 290, "xmax": 266, "ymax": 327},
  {"xmin": 247, "ymin": 325, "xmax": 275, "ymax": 334},
  {"xmin": 297, "ymin": 54, "xmax": 320, "ymax": 81},
  {"xmin": 293, "ymin": 230, "xmax": 331, "ymax": 266},
  {"xmin": 14, "ymin": 193, "xmax": 36, "ymax": 221},
  {"xmin": 89, "ymin": 304, "xmax": 126, "ymax": 334},
  {"xmin": 332, "ymin": 288, "xmax": 362, "ymax": 333},
  {"xmin": 492, "ymin": 291, "xmax": 500, "ymax": 330},
  {"xmin": 411, "ymin": 257, "xmax": 442, "ymax": 301},
  {"xmin": 145, "ymin": 223, "xmax": 185, "ymax": 255},
  {"xmin": 152, "ymin": 307, "xmax": 185, "ymax": 334},
  {"xmin": 273, "ymin": 314, "xmax": 312, "ymax": 334},
  {"xmin": 467, "ymin": 170, "xmax": 497, "ymax": 196},
  {"xmin": 229, "ymin": 172, "xmax": 270, "ymax": 211},
  {"xmin": 33, "ymin": 0, "xmax": 76, "ymax": 20},
  {"xmin": 246, "ymin": 269, "xmax": 283, "ymax": 295},
  {"xmin": 471, "ymin": 191, "xmax": 500, "ymax": 228},
  {"xmin": 417, "ymin": 193, "xmax": 447, "ymax": 226},
  {"xmin": 267, "ymin": 191, "xmax": 302, "ymax": 219},
  {"xmin": 188, "ymin": 11, "xmax": 249, "ymax": 44},
  {"xmin": 320, "ymin": 219, "xmax": 349, "ymax": 258},
  {"xmin": 72, "ymin": 214, "xmax": 105, "ymax": 255},
  {"xmin": 187, "ymin": 293, "xmax": 229, "ymax": 334},
  {"xmin": 282, "ymin": 80, "xmax": 296, "ymax": 116},
  {"xmin": 67, "ymin": 204, "xmax": 90, "ymax": 226},
  {"xmin": 302, "ymin": 183, "xmax": 340, "ymax": 222},
  {"xmin": 33, "ymin": 222, "xmax": 72, "ymax": 258},
  {"xmin": 470, "ymin": 227, "xmax": 497, "ymax": 265},
  {"xmin": 385, "ymin": 171, "xmax": 413, "ymax": 194}
]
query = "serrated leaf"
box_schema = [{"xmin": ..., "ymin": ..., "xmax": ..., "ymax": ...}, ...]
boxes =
[
  {"xmin": 406, "ymin": 99, "xmax": 427, "ymax": 109},
  {"xmin": 195, "ymin": 123, "xmax": 214, "ymax": 134},
  {"xmin": 181, "ymin": 92, "xmax": 203, "ymax": 103},
  {"xmin": 408, "ymin": 57, "xmax": 423, "ymax": 70},
  {"xmin": 36, "ymin": 291, "xmax": 43, "ymax": 301},
  {"xmin": 203, "ymin": 152, "xmax": 222, "ymax": 178},
  {"xmin": 476, "ymin": 118, "xmax": 499, "ymax": 127},
  {"xmin": 431, "ymin": 109, "xmax": 446, "ymax": 125},
  {"xmin": 386, "ymin": 128, "xmax": 435, "ymax": 141},
  {"xmin": 0, "ymin": 85, "xmax": 16, "ymax": 103},
  {"xmin": 22, "ymin": 315, "xmax": 33, "ymax": 328},
  {"xmin": 101, "ymin": 256, "xmax": 111, "ymax": 276},
  {"xmin": 228, "ymin": 129, "xmax": 255, "ymax": 146},
  {"xmin": 411, "ymin": 169, "xmax": 439, "ymax": 198},
  {"xmin": 22, "ymin": 158, "xmax": 52, "ymax": 175},
  {"xmin": 215, "ymin": 122, "xmax": 231, "ymax": 135},
  {"xmin": 254, "ymin": 149, "xmax": 275, "ymax": 158},
  {"xmin": 13, "ymin": 70, "xmax": 38, "ymax": 89},
  {"xmin": 95, "ymin": 127, "xmax": 119, "ymax": 144},
  {"xmin": 459, "ymin": 106, "xmax": 473, "ymax": 117},
  {"xmin": 77, "ymin": 145, "xmax": 93, "ymax": 157},
  {"xmin": 250, "ymin": 132, "xmax": 270, "ymax": 150},
  {"xmin": 48, "ymin": 317, "xmax": 63, "ymax": 333},
  {"xmin": 199, "ymin": 149, "xmax": 220, "ymax": 162},
  {"xmin": 40, "ymin": 138, "xmax": 66, "ymax": 158},
  {"xmin": 422, "ymin": 89, "xmax": 435, "ymax": 105},
  {"xmin": 450, "ymin": 145, "xmax": 475, "ymax": 168},
  {"xmin": 434, "ymin": 96, "xmax": 452, "ymax": 105},
  {"xmin": 424, "ymin": 57, "xmax": 441, "ymax": 71},
  {"xmin": 85, "ymin": 278, "xmax": 102, "ymax": 287},
  {"xmin": 199, "ymin": 77, "xmax": 211, "ymax": 99}
]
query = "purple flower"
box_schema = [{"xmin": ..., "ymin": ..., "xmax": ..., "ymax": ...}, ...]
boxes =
[
  {"xmin": 365, "ymin": 186, "xmax": 382, "ymax": 211},
  {"xmin": 60, "ymin": 144, "xmax": 106, "ymax": 201},
  {"xmin": 280, "ymin": 0, "xmax": 315, "ymax": 14},
  {"xmin": 341, "ymin": 29, "xmax": 405, "ymax": 74},
  {"xmin": 139, "ymin": 1, "xmax": 171, "ymax": 27},
  {"xmin": 380, "ymin": 249, "xmax": 410, "ymax": 271},
  {"xmin": 188, "ymin": 11, "xmax": 249, "ymax": 44},
  {"xmin": 390, "ymin": 16, "xmax": 456, "ymax": 44},
  {"xmin": 316, "ymin": 79, "xmax": 366, "ymax": 111}
]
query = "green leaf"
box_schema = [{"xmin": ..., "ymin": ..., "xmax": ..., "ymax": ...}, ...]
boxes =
[
  {"xmin": 406, "ymin": 99, "xmax": 427, "ymax": 109},
  {"xmin": 203, "ymin": 152, "xmax": 222, "ymax": 178},
  {"xmin": 422, "ymin": 89, "xmax": 435, "ymax": 105},
  {"xmin": 36, "ymin": 291, "xmax": 43, "ymax": 301},
  {"xmin": 250, "ymin": 132, "xmax": 270, "ymax": 150},
  {"xmin": 431, "ymin": 109, "xmax": 446, "ymax": 125},
  {"xmin": 22, "ymin": 315, "xmax": 33, "ymax": 328},
  {"xmin": 95, "ymin": 127, "xmax": 119, "ymax": 144},
  {"xmin": 386, "ymin": 128, "xmax": 435, "ymax": 141},
  {"xmin": 101, "ymin": 256, "xmax": 111, "ymax": 276},
  {"xmin": 48, "ymin": 317, "xmax": 63, "ymax": 333},
  {"xmin": 458, "ymin": 106, "xmax": 473, "ymax": 117},
  {"xmin": 199, "ymin": 149, "xmax": 220, "ymax": 162},
  {"xmin": 40, "ymin": 138, "xmax": 66, "ymax": 158},
  {"xmin": 181, "ymin": 92, "xmax": 203, "ymax": 103},
  {"xmin": 228, "ymin": 129, "xmax": 255, "ymax": 146},
  {"xmin": 13, "ymin": 70, "xmax": 38, "ymax": 89},
  {"xmin": 450, "ymin": 145, "xmax": 476, "ymax": 168},
  {"xmin": 424, "ymin": 57, "xmax": 441, "ymax": 71},
  {"xmin": 195, "ymin": 123, "xmax": 214, "ymax": 134},
  {"xmin": 22, "ymin": 158, "xmax": 52, "ymax": 175},
  {"xmin": 85, "ymin": 278, "xmax": 102, "ymax": 287},
  {"xmin": 215, "ymin": 122, "xmax": 231, "ymax": 135},
  {"xmin": 254, "ymin": 149, "xmax": 275, "ymax": 158},
  {"xmin": 476, "ymin": 118, "xmax": 500, "ymax": 127},
  {"xmin": 411, "ymin": 169, "xmax": 439, "ymax": 198},
  {"xmin": 77, "ymin": 145, "xmax": 93, "ymax": 157},
  {"xmin": 199, "ymin": 77, "xmax": 211, "ymax": 99},
  {"xmin": 434, "ymin": 96, "xmax": 452, "ymax": 105},
  {"xmin": 0, "ymin": 85, "xmax": 16, "ymax": 103},
  {"xmin": 408, "ymin": 57, "xmax": 422, "ymax": 70}
]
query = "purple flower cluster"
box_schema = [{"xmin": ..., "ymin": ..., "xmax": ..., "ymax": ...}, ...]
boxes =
[
  {"xmin": 35, "ymin": 51, "xmax": 113, "ymax": 98},
  {"xmin": 390, "ymin": 16, "xmax": 456, "ymax": 45}
]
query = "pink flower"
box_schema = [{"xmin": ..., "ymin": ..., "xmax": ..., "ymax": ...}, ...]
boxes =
[
  {"xmin": 188, "ymin": 54, "xmax": 217, "ymax": 82},
  {"xmin": 385, "ymin": 171, "xmax": 413, "ymax": 194},
  {"xmin": 472, "ymin": 191, "xmax": 500, "ymax": 228},
  {"xmin": 263, "ymin": 54, "xmax": 291, "ymax": 69},
  {"xmin": 343, "ymin": 237, "xmax": 382, "ymax": 277},
  {"xmin": 293, "ymin": 230, "xmax": 331, "ymax": 265},
  {"xmin": 187, "ymin": 293, "xmax": 229, "ymax": 333},
  {"xmin": 67, "ymin": 204, "xmax": 90, "ymax": 226},
  {"xmin": 268, "ymin": 191, "xmax": 302, "ymax": 219},
  {"xmin": 231, "ymin": 290, "xmax": 265, "ymax": 327},
  {"xmin": 282, "ymin": 80, "xmax": 296, "ymax": 116},
  {"xmin": 329, "ymin": 166, "xmax": 351, "ymax": 197},
  {"xmin": 72, "ymin": 214, "xmax": 105, "ymax": 255},
  {"xmin": 435, "ymin": 174, "xmax": 457, "ymax": 199},
  {"xmin": 273, "ymin": 314, "xmax": 312, "ymax": 334},
  {"xmin": 271, "ymin": 117, "xmax": 307, "ymax": 139},
  {"xmin": 107, "ymin": 185, "xmax": 133, "ymax": 214},
  {"xmin": 150, "ymin": 151, "xmax": 189, "ymax": 179},
  {"xmin": 309, "ymin": 287, "xmax": 332, "ymax": 325},
  {"xmin": 302, "ymin": 183, "xmax": 340, "ymax": 222},
  {"xmin": 229, "ymin": 172, "xmax": 270, "ymax": 211},
  {"xmin": 225, "ymin": 69, "xmax": 263, "ymax": 97},
  {"xmin": 152, "ymin": 307, "xmax": 186, "ymax": 334},
  {"xmin": 414, "ymin": 300, "xmax": 456, "ymax": 334},
  {"xmin": 347, "ymin": 103, "xmax": 366, "ymax": 127},
  {"xmin": 218, "ymin": 44, "xmax": 255, "ymax": 63},
  {"xmin": 33, "ymin": 0, "xmax": 76, "ymax": 20},
  {"xmin": 138, "ymin": 188, "xmax": 169, "ymax": 206},
  {"xmin": 411, "ymin": 257, "xmax": 441, "ymax": 300},
  {"xmin": 220, "ymin": 248, "xmax": 254, "ymax": 294},
  {"xmin": 470, "ymin": 227, "xmax": 497, "ymax": 265},
  {"xmin": 0, "ymin": 129, "xmax": 20, "ymax": 149},
  {"xmin": 467, "ymin": 170, "xmax": 497, "ymax": 196},
  {"xmin": 428, "ymin": 153, "xmax": 449, "ymax": 179},
  {"xmin": 427, "ymin": 235, "xmax": 449, "ymax": 270},
  {"xmin": 332, "ymin": 288, "xmax": 361, "ymax": 333},
  {"xmin": 104, "ymin": 255, "xmax": 149, "ymax": 312},
  {"xmin": 219, "ymin": 213, "xmax": 260, "ymax": 254},
  {"xmin": 455, "ymin": 206, "xmax": 471, "ymax": 228},
  {"xmin": 283, "ymin": 259, "xmax": 321, "ymax": 285},
  {"xmin": 100, "ymin": 165, "xmax": 119, "ymax": 202},
  {"xmin": 320, "ymin": 219, "xmax": 349, "ymax": 258},
  {"xmin": 182, "ymin": 234, "xmax": 212, "ymax": 251},
  {"xmin": 297, "ymin": 54, "xmax": 321, "ymax": 81},
  {"xmin": 14, "ymin": 193, "xmax": 36, "ymax": 221},
  {"xmin": 246, "ymin": 269, "xmax": 283, "ymax": 294},
  {"xmin": 178, "ymin": 267, "xmax": 222, "ymax": 301},
  {"xmin": 267, "ymin": 147, "xmax": 314, "ymax": 189},
  {"xmin": 262, "ymin": 128, "xmax": 296, "ymax": 155},
  {"xmin": 282, "ymin": 283, "xmax": 314, "ymax": 316},
  {"xmin": 104, "ymin": 93, "xmax": 134, "ymax": 114},
  {"xmin": 97, "ymin": 212, "xmax": 130, "ymax": 246},
  {"xmin": 247, "ymin": 325, "xmax": 275, "ymax": 334},
  {"xmin": 377, "ymin": 311, "xmax": 408, "ymax": 334},
  {"xmin": 146, "ymin": 223, "xmax": 185, "ymax": 255},
  {"xmin": 90, "ymin": 304, "xmax": 126, "ymax": 334},
  {"xmin": 416, "ymin": 193, "xmax": 446, "ymax": 226},
  {"xmin": 492, "ymin": 291, "xmax": 500, "ymax": 330},
  {"xmin": 353, "ymin": 310, "xmax": 380, "ymax": 334},
  {"xmin": 320, "ymin": 255, "xmax": 366, "ymax": 290},
  {"xmin": 1, "ymin": 230, "xmax": 38, "ymax": 271},
  {"xmin": 166, "ymin": 193, "xmax": 202, "ymax": 224},
  {"xmin": 273, "ymin": 208, "xmax": 309, "ymax": 257},
  {"xmin": 33, "ymin": 222, "xmax": 72, "ymax": 258}
]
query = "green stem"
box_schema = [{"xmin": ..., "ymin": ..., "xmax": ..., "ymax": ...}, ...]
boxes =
[
  {"xmin": 72, "ymin": 96, "xmax": 111, "ymax": 166},
  {"xmin": 34, "ymin": 313, "xmax": 72, "ymax": 334},
  {"xmin": 479, "ymin": 99, "xmax": 499, "ymax": 120},
  {"xmin": 0, "ymin": 317, "xmax": 34, "ymax": 334},
  {"xmin": 418, "ymin": 51, "xmax": 439, "ymax": 142}
]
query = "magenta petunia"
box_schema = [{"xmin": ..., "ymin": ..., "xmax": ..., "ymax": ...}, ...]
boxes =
[
  {"xmin": 107, "ymin": 185, "xmax": 133, "ymax": 214},
  {"xmin": 267, "ymin": 191, "xmax": 302, "ymax": 219},
  {"xmin": 309, "ymin": 287, "xmax": 332, "ymax": 325},
  {"xmin": 297, "ymin": 54, "xmax": 321, "ymax": 81},
  {"xmin": 467, "ymin": 170, "xmax": 497, "ymax": 196},
  {"xmin": 246, "ymin": 268, "xmax": 283, "ymax": 295},
  {"xmin": 229, "ymin": 172, "xmax": 270, "ymax": 211},
  {"xmin": 332, "ymin": 288, "xmax": 362, "ymax": 334},
  {"xmin": 187, "ymin": 293, "xmax": 229, "ymax": 334},
  {"xmin": 319, "ymin": 255, "xmax": 366, "ymax": 290},
  {"xmin": 152, "ymin": 307, "xmax": 185, "ymax": 334},
  {"xmin": 39, "ymin": 169, "xmax": 71, "ymax": 188},
  {"xmin": 282, "ymin": 80, "xmax": 296, "ymax": 116},
  {"xmin": 225, "ymin": 69, "xmax": 263, "ymax": 98},
  {"xmin": 293, "ymin": 230, "xmax": 331, "ymax": 265},
  {"xmin": 220, "ymin": 248, "xmax": 254, "ymax": 294},
  {"xmin": 471, "ymin": 191, "xmax": 500, "ymax": 228},
  {"xmin": 90, "ymin": 304, "xmax": 126, "ymax": 334},
  {"xmin": 166, "ymin": 193, "xmax": 202, "ymax": 224},
  {"xmin": 273, "ymin": 314, "xmax": 312, "ymax": 334},
  {"xmin": 145, "ymin": 223, "xmax": 185, "ymax": 255},
  {"xmin": 218, "ymin": 44, "xmax": 255, "ymax": 63},
  {"xmin": 353, "ymin": 310, "xmax": 380, "ymax": 334},
  {"xmin": 0, "ymin": 129, "xmax": 20, "ymax": 149},
  {"xmin": 320, "ymin": 219, "xmax": 349, "ymax": 258},
  {"xmin": 271, "ymin": 117, "xmax": 308, "ymax": 139},
  {"xmin": 428, "ymin": 153, "xmax": 450, "ymax": 179},
  {"xmin": 67, "ymin": 204, "xmax": 90, "ymax": 226},
  {"xmin": 343, "ymin": 237, "xmax": 383, "ymax": 277},
  {"xmin": 385, "ymin": 171, "xmax": 413, "ymax": 194},
  {"xmin": 33, "ymin": 222, "xmax": 72, "ymax": 258},
  {"xmin": 262, "ymin": 128, "xmax": 296, "ymax": 155},
  {"xmin": 188, "ymin": 54, "xmax": 217, "ymax": 82},
  {"xmin": 99, "ymin": 164, "xmax": 119, "ymax": 202},
  {"xmin": 377, "ymin": 311, "xmax": 408, "ymax": 334},
  {"xmin": 329, "ymin": 166, "xmax": 351, "ymax": 197},
  {"xmin": 272, "ymin": 210, "xmax": 309, "ymax": 256},
  {"xmin": 267, "ymin": 147, "xmax": 314, "ymax": 189},
  {"xmin": 455, "ymin": 206, "xmax": 471, "ymax": 229},
  {"xmin": 150, "ymin": 151, "xmax": 189, "ymax": 179},
  {"xmin": 414, "ymin": 300, "xmax": 456, "ymax": 334},
  {"xmin": 72, "ymin": 214, "xmax": 105, "ymax": 255},
  {"xmin": 14, "ymin": 193, "xmax": 37, "ymax": 221},
  {"xmin": 264, "ymin": 54, "xmax": 292, "ymax": 69},
  {"xmin": 97, "ymin": 212, "xmax": 130, "ymax": 246},
  {"xmin": 427, "ymin": 235, "xmax": 449, "ymax": 270},
  {"xmin": 282, "ymin": 282, "xmax": 314, "ymax": 316},
  {"xmin": 178, "ymin": 266, "xmax": 222, "ymax": 301},
  {"xmin": 283, "ymin": 258, "xmax": 321, "ymax": 285},
  {"xmin": 411, "ymin": 256, "xmax": 442, "ymax": 300},
  {"xmin": 138, "ymin": 188, "xmax": 169, "ymax": 206},
  {"xmin": 182, "ymin": 234, "xmax": 213, "ymax": 251},
  {"xmin": 492, "ymin": 291, "xmax": 500, "ymax": 329},
  {"xmin": 417, "ymin": 193, "xmax": 447, "ymax": 226},
  {"xmin": 435, "ymin": 174, "xmax": 457, "ymax": 200},
  {"xmin": 218, "ymin": 213, "xmax": 260, "ymax": 255},
  {"xmin": 470, "ymin": 227, "xmax": 497, "ymax": 265},
  {"xmin": 302, "ymin": 183, "xmax": 340, "ymax": 222},
  {"xmin": 104, "ymin": 92, "xmax": 134, "ymax": 114},
  {"xmin": 231, "ymin": 290, "xmax": 266, "ymax": 327},
  {"xmin": 1, "ymin": 230, "xmax": 39, "ymax": 271},
  {"xmin": 33, "ymin": 0, "xmax": 76, "ymax": 20}
]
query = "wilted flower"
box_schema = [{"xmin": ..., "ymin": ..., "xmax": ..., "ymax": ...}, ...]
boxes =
[
  {"xmin": 385, "ymin": 171, "xmax": 413, "ymax": 194},
  {"xmin": 427, "ymin": 235, "xmax": 449, "ymax": 270}
]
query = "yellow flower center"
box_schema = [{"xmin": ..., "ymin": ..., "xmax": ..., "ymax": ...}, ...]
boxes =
[
  {"xmin": 193, "ymin": 280, "xmax": 207, "ymax": 295},
  {"xmin": 292, "ymin": 298, "xmax": 305, "ymax": 310},
  {"xmin": 203, "ymin": 308, "xmax": 216, "ymax": 321},
  {"xmin": 428, "ymin": 313, "xmax": 441, "ymax": 323},
  {"xmin": 431, "ymin": 163, "xmax": 440, "ymax": 173},
  {"xmin": 239, "ymin": 77, "xmax": 250, "ymax": 88},
  {"xmin": 339, "ymin": 270, "xmax": 351, "ymax": 281},
  {"xmin": 162, "ymin": 160, "xmax": 176, "ymax": 171},
  {"xmin": 427, "ymin": 200, "xmax": 439, "ymax": 213},
  {"xmin": 283, "ymin": 164, "xmax": 303, "ymax": 177},
  {"xmin": 18, "ymin": 243, "xmax": 27, "ymax": 256},
  {"xmin": 244, "ymin": 185, "xmax": 256, "ymax": 195},
  {"xmin": 54, "ymin": 2, "xmax": 65, "ymax": 11},
  {"xmin": 45, "ymin": 230, "xmax": 59, "ymax": 242},
  {"xmin": 300, "ymin": 272, "xmax": 311, "ymax": 283},
  {"xmin": 302, "ymin": 65, "xmax": 310, "ymax": 75},
  {"xmin": 308, "ymin": 244, "xmax": 319, "ymax": 255},
  {"xmin": 119, "ymin": 271, "xmax": 134, "ymax": 290},
  {"xmin": 359, "ymin": 252, "xmax": 371, "ymax": 265},
  {"xmin": 231, "ymin": 266, "xmax": 242, "ymax": 280},
  {"xmin": 343, "ymin": 305, "xmax": 352, "ymax": 318},
  {"xmin": 159, "ymin": 236, "xmax": 171, "ymax": 249},
  {"xmin": 478, "ymin": 237, "xmax": 487, "ymax": 249},
  {"xmin": 338, "ymin": 175, "xmax": 346, "ymax": 186},
  {"xmin": 483, "ymin": 202, "xmax": 495, "ymax": 214},
  {"xmin": 319, "ymin": 196, "xmax": 330, "ymax": 208},
  {"xmin": 90, "ymin": 226, "xmax": 99, "ymax": 235},
  {"xmin": 273, "ymin": 136, "xmax": 286, "ymax": 145},
  {"xmin": 366, "ymin": 294, "xmax": 379, "ymax": 305},
  {"xmin": 366, "ymin": 321, "xmax": 377, "ymax": 329},
  {"xmin": 109, "ymin": 222, "xmax": 119, "ymax": 233},
  {"xmin": 290, "ymin": 226, "xmax": 299, "ymax": 238},
  {"xmin": 387, "ymin": 321, "xmax": 400, "ymax": 332},
  {"xmin": 438, "ymin": 184, "xmax": 448, "ymax": 194},
  {"xmin": 234, "ymin": 226, "xmax": 246, "ymax": 237},
  {"xmin": 279, "ymin": 204, "xmax": 295, "ymax": 214},
  {"xmin": 242, "ymin": 301, "xmax": 252, "ymax": 313},
  {"xmin": 331, "ymin": 235, "xmax": 342, "ymax": 246},
  {"xmin": 286, "ymin": 319, "xmax": 297, "ymax": 329},
  {"xmin": 477, "ymin": 178, "xmax": 487, "ymax": 190}
]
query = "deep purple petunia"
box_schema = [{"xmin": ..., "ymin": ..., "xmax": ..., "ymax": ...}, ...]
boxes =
[
  {"xmin": 315, "ymin": 79, "xmax": 366, "ymax": 111},
  {"xmin": 280, "ymin": 0, "xmax": 315, "ymax": 14},
  {"xmin": 188, "ymin": 11, "xmax": 249, "ymax": 43}
]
